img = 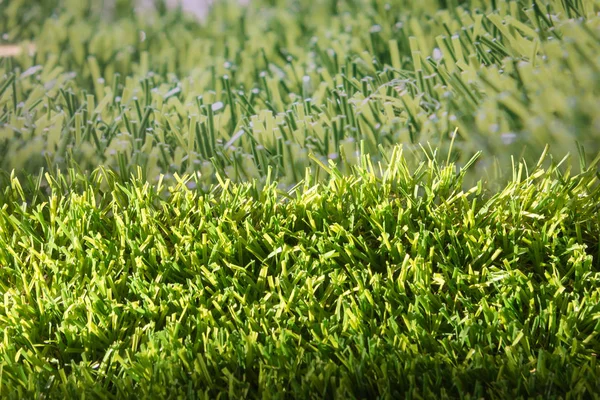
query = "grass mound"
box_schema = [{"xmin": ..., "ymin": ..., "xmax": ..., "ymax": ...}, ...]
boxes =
[{"xmin": 1, "ymin": 149, "xmax": 600, "ymax": 398}]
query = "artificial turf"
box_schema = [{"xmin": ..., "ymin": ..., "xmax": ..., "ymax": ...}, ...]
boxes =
[{"xmin": 1, "ymin": 0, "xmax": 600, "ymax": 398}]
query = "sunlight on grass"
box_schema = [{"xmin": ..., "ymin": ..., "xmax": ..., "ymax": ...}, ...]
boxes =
[{"xmin": 1, "ymin": 0, "xmax": 599, "ymax": 397}]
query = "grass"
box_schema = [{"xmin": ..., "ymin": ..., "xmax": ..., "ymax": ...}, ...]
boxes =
[
  {"xmin": 1, "ymin": 0, "xmax": 599, "ymax": 187},
  {"xmin": 1, "ymin": 148, "xmax": 600, "ymax": 398},
  {"xmin": 1, "ymin": 0, "xmax": 600, "ymax": 398}
]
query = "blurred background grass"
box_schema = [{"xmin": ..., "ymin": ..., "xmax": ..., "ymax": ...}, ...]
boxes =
[{"xmin": 1, "ymin": 0, "xmax": 599, "ymax": 191}]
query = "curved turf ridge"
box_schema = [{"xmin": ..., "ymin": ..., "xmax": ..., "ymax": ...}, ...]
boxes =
[{"xmin": 1, "ymin": 148, "xmax": 599, "ymax": 398}]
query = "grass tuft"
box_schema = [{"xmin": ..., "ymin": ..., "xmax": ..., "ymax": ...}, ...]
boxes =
[{"xmin": 1, "ymin": 147, "xmax": 600, "ymax": 397}]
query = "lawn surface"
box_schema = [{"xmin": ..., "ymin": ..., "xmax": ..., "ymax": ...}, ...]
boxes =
[{"xmin": 1, "ymin": 0, "xmax": 600, "ymax": 398}]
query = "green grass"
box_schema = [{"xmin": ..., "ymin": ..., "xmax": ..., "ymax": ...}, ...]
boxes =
[
  {"xmin": 1, "ymin": 148, "xmax": 600, "ymax": 398},
  {"xmin": 1, "ymin": 0, "xmax": 600, "ymax": 398}
]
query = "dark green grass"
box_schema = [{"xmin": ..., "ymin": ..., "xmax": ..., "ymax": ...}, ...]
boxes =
[{"xmin": 1, "ymin": 148, "xmax": 599, "ymax": 398}]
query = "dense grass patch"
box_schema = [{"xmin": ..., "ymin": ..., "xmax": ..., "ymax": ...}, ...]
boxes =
[{"xmin": 1, "ymin": 148, "xmax": 600, "ymax": 398}]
